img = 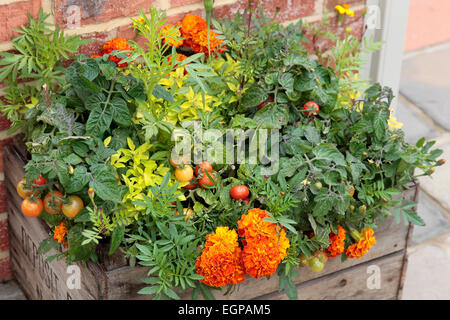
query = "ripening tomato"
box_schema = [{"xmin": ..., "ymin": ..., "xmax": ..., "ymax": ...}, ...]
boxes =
[
  {"xmin": 257, "ymin": 96, "xmax": 274, "ymax": 110},
  {"xmin": 302, "ymin": 101, "xmax": 319, "ymax": 117},
  {"xmin": 195, "ymin": 161, "xmax": 213, "ymax": 177},
  {"xmin": 21, "ymin": 198, "xmax": 44, "ymax": 218},
  {"xmin": 230, "ymin": 185, "xmax": 250, "ymax": 200},
  {"xmin": 43, "ymin": 191, "xmax": 64, "ymax": 215},
  {"xmin": 242, "ymin": 198, "xmax": 250, "ymax": 205},
  {"xmin": 169, "ymin": 154, "xmax": 190, "ymax": 167},
  {"xmin": 175, "ymin": 165, "xmax": 194, "ymax": 182},
  {"xmin": 198, "ymin": 171, "xmax": 216, "ymax": 189},
  {"xmin": 17, "ymin": 178, "xmax": 33, "ymax": 199},
  {"xmin": 62, "ymin": 195, "xmax": 84, "ymax": 219},
  {"xmin": 184, "ymin": 179, "xmax": 198, "ymax": 190},
  {"xmin": 33, "ymin": 174, "xmax": 47, "ymax": 186}
]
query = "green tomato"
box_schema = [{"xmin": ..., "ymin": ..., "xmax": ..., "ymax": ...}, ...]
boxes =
[{"xmin": 308, "ymin": 257, "xmax": 325, "ymax": 272}]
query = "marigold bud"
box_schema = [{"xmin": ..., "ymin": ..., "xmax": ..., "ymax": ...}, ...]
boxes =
[
  {"xmin": 437, "ymin": 159, "xmax": 446, "ymax": 166},
  {"xmin": 358, "ymin": 205, "xmax": 367, "ymax": 213},
  {"xmin": 426, "ymin": 168, "xmax": 435, "ymax": 175}
]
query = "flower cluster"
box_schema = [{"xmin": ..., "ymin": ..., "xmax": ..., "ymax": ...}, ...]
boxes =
[
  {"xmin": 345, "ymin": 226, "xmax": 376, "ymax": 259},
  {"xmin": 195, "ymin": 227, "xmax": 246, "ymax": 287},
  {"xmin": 238, "ymin": 208, "xmax": 290, "ymax": 278},
  {"xmin": 53, "ymin": 222, "xmax": 68, "ymax": 248},
  {"xmin": 327, "ymin": 225, "xmax": 346, "ymax": 258},
  {"xmin": 335, "ymin": 3, "xmax": 355, "ymax": 17},
  {"xmin": 91, "ymin": 38, "xmax": 134, "ymax": 67},
  {"xmin": 179, "ymin": 14, "xmax": 224, "ymax": 56},
  {"xmin": 160, "ymin": 24, "xmax": 183, "ymax": 48}
]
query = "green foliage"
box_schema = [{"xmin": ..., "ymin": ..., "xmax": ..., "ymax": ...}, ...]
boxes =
[{"xmin": 0, "ymin": 9, "xmax": 90, "ymax": 133}]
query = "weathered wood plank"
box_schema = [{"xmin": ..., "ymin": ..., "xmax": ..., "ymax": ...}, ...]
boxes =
[{"xmin": 257, "ymin": 251, "xmax": 404, "ymax": 300}]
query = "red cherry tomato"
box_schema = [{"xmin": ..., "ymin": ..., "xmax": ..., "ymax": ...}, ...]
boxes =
[
  {"xmin": 33, "ymin": 174, "xmax": 47, "ymax": 185},
  {"xmin": 303, "ymin": 101, "xmax": 319, "ymax": 117},
  {"xmin": 198, "ymin": 171, "xmax": 216, "ymax": 189},
  {"xmin": 242, "ymin": 198, "xmax": 250, "ymax": 205},
  {"xmin": 230, "ymin": 185, "xmax": 250, "ymax": 200},
  {"xmin": 43, "ymin": 190, "xmax": 64, "ymax": 215},
  {"xmin": 21, "ymin": 198, "xmax": 44, "ymax": 218},
  {"xmin": 195, "ymin": 161, "xmax": 213, "ymax": 177},
  {"xmin": 257, "ymin": 96, "xmax": 274, "ymax": 110}
]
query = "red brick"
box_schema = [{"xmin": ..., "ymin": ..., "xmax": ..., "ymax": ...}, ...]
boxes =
[
  {"xmin": 0, "ymin": 0, "xmax": 42, "ymax": 43},
  {"xmin": 170, "ymin": 0, "xmax": 202, "ymax": 8},
  {"xmin": 303, "ymin": 8, "xmax": 364, "ymax": 55},
  {"xmin": 324, "ymin": 0, "xmax": 365, "ymax": 12},
  {"xmin": 77, "ymin": 31, "xmax": 116, "ymax": 57},
  {"xmin": 214, "ymin": 0, "xmax": 315, "ymax": 23},
  {"xmin": 0, "ymin": 220, "xmax": 8, "ymax": 252},
  {"xmin": 0, "ymin": 115, "xmax": 11, "ymax": 132},
  {"xmin": 54, "ymin": 0, "xmax": 155, "ymax": 28},
  {"xmin": 0, "ymin": 257, "xmax": 12, "ymax": 281},
  {"xmin": 0, "ymin": 137, "xmax": 14, "ymax": 173},
  {"xmin": 0, "ymin": 181, "xmax": 5, "ymax": 213}
]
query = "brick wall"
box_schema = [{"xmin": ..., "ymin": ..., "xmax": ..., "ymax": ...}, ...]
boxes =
[{"xmin": 0, "ymin": 0, "xmax": 366, "ymax": 282}]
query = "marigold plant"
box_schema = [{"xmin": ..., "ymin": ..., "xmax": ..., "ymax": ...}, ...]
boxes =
[
  {"xmin": 195, "ymin": 226, "xmax": 246, "ymax": 287},
  {"xmin": 327, "ymin": 225, "xmax": 346, "ymax": 258},
  {"xmin": 345, "ymin": 226, "xmax": 376, "ymax": 259}
]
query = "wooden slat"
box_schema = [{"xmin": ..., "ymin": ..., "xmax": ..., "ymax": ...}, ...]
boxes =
[{"xmin": 256, "ymin": 251, "xmax": 405, "ymax": 300}]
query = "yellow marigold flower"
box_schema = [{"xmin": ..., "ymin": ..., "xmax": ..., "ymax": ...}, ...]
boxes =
[
  {"xmin": 388, "ymin": 115, "xmax": 403, "ymax": 130},
  {"xmin": 327, "ymin": 225, "xmax": 346, "ymax": 258},
  {"xmin": 335, "ymin": 4, "xmax": 355, "ymax": 16},
  {"xmin": 53, "ymin": 222, "xmax": 68, "ymax": 248},
  {"xmin": 345, "ymin": 226, "xmax": 376, "ymax": 259},
  {"xmin": 195, "ymin": 227, "xmax": 246, "ymax": 287}
]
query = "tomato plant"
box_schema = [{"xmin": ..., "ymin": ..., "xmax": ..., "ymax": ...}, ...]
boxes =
[
  {"xmin": 302, "ymin": 101, "xmax": 319, "ymax": 117},
  {"xmin": 16, "ymin": 178, "xmax": 33, "ymax": 199},
  {"xmin": 43, "ymin": 191, "xmax": 64, "ymax": 215},
  {"xmin": 62, "ymin": 195, "xmax": 84, "ymax": 219},
  {"xmin": 195, "ymin": 161, "xmax": 213, "ymax": 176},
  {"xmin": 21, "ymin": 198, "xmax": 43, "ymax": 218},
  {"xmin": 175, "ymin": 165, "xmax": 194, "ymax": 182},
  {"xmin": 33, "ymin": 174, "xmax": 47, "ymax": 186},
  {"xmin": 198, "ymin": 171, "xmax": 216, "ymax": 189},
  {"xmin": 230, "ymin": 185, "xmax": 249, "ymax": 200}
]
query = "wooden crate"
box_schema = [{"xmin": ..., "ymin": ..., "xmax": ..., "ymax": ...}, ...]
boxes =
[{"xmin": 4, "ymin": 136, "xmax": 417, "ymax": 300}]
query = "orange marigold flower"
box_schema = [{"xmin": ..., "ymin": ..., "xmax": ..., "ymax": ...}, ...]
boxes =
[
  {"xmin": 192, "ymin": 28, "xmax": 225, "ymax": 56},
  {"xmin": 180, "ymin": 14, "xmax": 207, "ymax": 39},
  {"xmin": 238, "ymin": 208, "xmax": 290, "ymax": 278},
  {"xmin": 160, "ymin": 24, "xmax": 183, "ymax": 48},
  {"xmin": 102, "ymin": 38, "xmax": 134, "ymax": 68},
  {"xmin": 345, "ymin": 226, "xmax": 376, "ymax": 259},
  {"xmin": 327, "ymin": 225, "xmax": 346, "ymax": 258},
  {"xmin": 195, "ymin": 227, "xmax": 246, "ymax": 287},
  {"xmin": 53, "ymin": 222, "xmax": 68, "ymax": 248}
]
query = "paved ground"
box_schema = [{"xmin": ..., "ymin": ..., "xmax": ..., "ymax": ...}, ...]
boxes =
[{"xmin": 397, "ymin": 43, "xmax": 450, "ymax": 300}]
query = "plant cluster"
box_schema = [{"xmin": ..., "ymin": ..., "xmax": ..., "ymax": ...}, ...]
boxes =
[{"xmin": 4, "ymin": 3, "xmax": 445, "ymax": 300}]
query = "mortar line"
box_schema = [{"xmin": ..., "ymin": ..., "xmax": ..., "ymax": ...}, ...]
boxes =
[{"xmin": 397, "ymin": 94, "xmax": 448, "ymax": 135}]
